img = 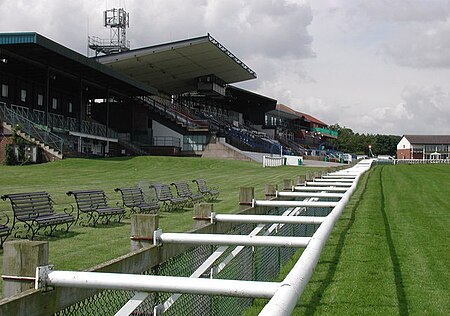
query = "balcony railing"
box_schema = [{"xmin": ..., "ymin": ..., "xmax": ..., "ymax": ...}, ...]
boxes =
[
  {"xmin": 153, "ymin": 136, "xmax": 181, "ymax": 147},
  {"xmin": 3, "ymin": 103, "xmax": 118, "ymax": 140},
  {"xmin": 313, "ymin": 127, "xmax": 338, "ymax": 138}
]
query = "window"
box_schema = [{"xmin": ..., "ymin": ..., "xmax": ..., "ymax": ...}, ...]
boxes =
[
  {"xmin": 86, "ymin": 103, "xmax": 92, "ymax": 116},
  {"xmin": 183, "ymin": 135, "xmax": 207, "ymax": 151},
  {"xmin": 52, "ymin": 97, "xmax": 57, "ymax": 110},
  {"xmin": 20, "ymin": 89, "xmax": 27, "ymax": 102},
  {"xmin": 1, "ymin": 84, "xmax": 8, "ymax": 97},
  {"xmin": 37, "ymin": 94, "xmax": 44, "ymax": 106},
  {"xmin": 68, "ymin": 102, "xmax": 73, "ymax": 113}
]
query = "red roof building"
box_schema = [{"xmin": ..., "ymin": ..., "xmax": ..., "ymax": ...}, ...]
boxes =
[
  {"xmin": 397, "ymin": 135, "xmax": 450, "ymax": 159},
  {"xmin": 264, "ymin": 104, "xmax": 337, "ymax": 153}
]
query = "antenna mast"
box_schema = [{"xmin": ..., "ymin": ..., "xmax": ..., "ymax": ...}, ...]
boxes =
[{"xmin": 88, "ymin": 8, "xmax": 130, "ymax": 56}]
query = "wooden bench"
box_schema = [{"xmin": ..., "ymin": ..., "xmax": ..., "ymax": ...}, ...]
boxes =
[
  {"xmin": 150, "ymin": 183, "xmax": 188, "ymax": 212},
  {"xmin": 66, "ymin": 190, "xmax": 125, "ymax": 226},
  {"xmin": 114, "ymin": 187, "xmax": 160, "ymax": 214},
  {"xmin": 192, "ymin": 179, "xmax": 220, "ymax": 201},
  {"xmin": 1, "ymin": 192, "xmax": 75, "ymax": 240},
  {"xmin": 0, "ymin": 213, "xmax": 11, "ymax": 248},
  {"xmin": 171, "ymin": 182, "xmax": 204, "ymax": 207}
]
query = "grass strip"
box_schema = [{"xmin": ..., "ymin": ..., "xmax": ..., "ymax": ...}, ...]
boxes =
[
  {"xmin": 246, "ymin": 164, "xmax": 450, "ymax": 315},
  {"xmin": 0, "ymin": 156, "xmax": 323, "ymax": 296}
]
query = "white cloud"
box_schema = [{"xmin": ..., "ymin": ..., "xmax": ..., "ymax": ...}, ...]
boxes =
[
  {"xmin": 357, "ymin": 0, "xmax": 450, "ymax": 22},
  {"xmin": 344, "ymin": 0, "xmax": 450, "ymax": 68},
  {"xmin": 204, "ymin": 0, "xmax": 315, "ymax": 60},
  {"xmin": 1, "ymin": 0, "xmax": 449, "ymax": 135},
  {"xmin": 355, "ymin": 85, "xmax": 450, "ymax": 134},
  {"xmin": 382, "ymin": 22, "xmax": 450, "ymax": 68}
]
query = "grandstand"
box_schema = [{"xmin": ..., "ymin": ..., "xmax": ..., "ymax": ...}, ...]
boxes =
[
  {"xmin": 1, "ymin": 31, "xmax": 336, "ymax": 163},
  {"xmin": 264, "ymin": 104, "xmax": 339, "ymax": 157},
  {"xmin": 397, "ymin": 135, "xmax": 450, "ymax": 159}
]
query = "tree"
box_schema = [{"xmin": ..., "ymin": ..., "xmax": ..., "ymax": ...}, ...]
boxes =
[{"xmin": 329, "ymin": 124, "xmax": 400, "ymax": 156}]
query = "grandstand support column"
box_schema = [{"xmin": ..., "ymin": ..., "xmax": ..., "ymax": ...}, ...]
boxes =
[
  {"xmin": 131, "ymin": 99, "xmax": 135, "ymax": 141},
  {"xmin": 130, "ymin": 214, "xmax": 159, "ymax": 252},
  {"xmin": 45, "ymin": 66, "xmax": 50, "ymax": 126},
  {"xmin": 2, "ymin": 240, "xmax": 49, "ymax": 298},
  {"xmin": 78, "ymin": 77, "xmax": 84, "ymax": 133},
  {"xmin": 106, "ymin": 88, "xmax": 110, "ymax": 154}
]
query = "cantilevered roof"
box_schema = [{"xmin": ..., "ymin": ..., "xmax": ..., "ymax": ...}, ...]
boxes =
[
  {"xmin": 0, "ymin": 32, "xmax": 157, "ymax": 97},
  {"xmin": 96, "ymin": 34, "xmax": 257, "ymax": 95}
]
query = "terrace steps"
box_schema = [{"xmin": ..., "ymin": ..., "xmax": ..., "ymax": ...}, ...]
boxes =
[{"xmin": 2, "ymin": 121, "xmax": 63, "ymax": 160}]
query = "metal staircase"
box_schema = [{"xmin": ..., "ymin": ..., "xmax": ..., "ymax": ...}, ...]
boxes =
[
  {"xmin": 139, "ymin": 96, "xmax": 209, "ymax": 132},
  {"xmin": 0, "ymin": 104, "xmax": 64, "ymax": 159},
  {"xmin": 276, "ymin": 135, "xmax": 307, "ymax": 156}
]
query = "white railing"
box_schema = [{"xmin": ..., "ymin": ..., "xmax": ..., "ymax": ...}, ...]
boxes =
[
  {"xmin": 33, "ymin": 160, "xmax": 374, "ymax": 315},
  {"xmin": 394, "ymin": 159, "xmax": 450, "ymax": 164},
  {"xmin": 262, "ymin": 155, "xmax": 285, "ymax": 168},
  {"xmin": 260, "ymin": 159, "xmax": 373, "ymax": 315}
]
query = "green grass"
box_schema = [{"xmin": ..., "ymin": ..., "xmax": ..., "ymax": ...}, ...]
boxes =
[
  {"xmin": 0, "ymin": 156, "xmax": 323, "ymax": 296},
  {"xmin": 246, "ymin": 164, "xmax": 450, "ymax": 315}
]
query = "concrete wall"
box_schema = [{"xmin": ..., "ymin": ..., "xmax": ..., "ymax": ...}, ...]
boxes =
[
  {"xmin": 0, "ymin": 203, "xmax": 274, "ymax": 315},
  {"xmin": 201, "ymin": 137, "xmax": 252, "ymax": 161},
  {"xmin": 152, "ymin": 121, "xmax": 182, "ymax": 144}
]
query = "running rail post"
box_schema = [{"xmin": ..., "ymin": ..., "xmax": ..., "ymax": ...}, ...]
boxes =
[{"xmin": 259, "ymin": 162, "xmax": 371, "ymax": 315}]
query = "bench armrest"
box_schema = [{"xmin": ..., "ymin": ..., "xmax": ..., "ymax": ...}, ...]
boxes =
[{"xmin": 0, "ymin": 212, "xmax": 10, "ymax": 226}]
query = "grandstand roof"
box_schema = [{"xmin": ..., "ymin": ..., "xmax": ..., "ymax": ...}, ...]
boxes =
[
  {"xmin": 96, "ymin": 34, "xmax": 257, "ymax": 95},
  {"xmin": 403, "ymin": 135, "xmax": 450, "ymax": 144},
  {"xmin": 0, "ymin": 32, "xmax": 157, "ymax": 97},
  {"xmin": 270, "ymin": 104, "xmax": 328, "ymax": 126}
]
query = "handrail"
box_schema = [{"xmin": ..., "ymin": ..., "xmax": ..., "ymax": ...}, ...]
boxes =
[
  {"xmin": 0, "ymin": 103, "xmax": 64, "ymax": 154},
  {"xmin": 153, "ymin": 136, "xmax": 181, "ymax": 147},
  {"xmin": 276, "ymin": 134, "xmax": 306, "ymax": 155},
  {"xmin": 138, "ymin": 96, "xmax": 209, "ymax": 130}
]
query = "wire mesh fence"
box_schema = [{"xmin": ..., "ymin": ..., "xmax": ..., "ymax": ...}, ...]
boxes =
[{"xmin": 53, "ymin": 207, "xmax": 330, "ymax": 316}]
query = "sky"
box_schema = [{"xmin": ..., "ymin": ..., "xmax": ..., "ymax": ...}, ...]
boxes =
[{"xmin": 1, "ymin": 0, "xmax": 449, "ymax": 135}]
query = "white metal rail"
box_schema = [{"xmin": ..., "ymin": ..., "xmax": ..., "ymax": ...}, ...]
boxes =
[
  {"xmin": 259, "ymin": 160, "xmax": 373, "ymax": 315},
  {"xmin": 36, "ymin": 268, "xmax": 278, "ymax": 298},
  {"xmin": 211, "ymin": 213, "xmax": 326, "ymax": 225},
  {"xmin": 276, "ymin": 191, "xmax": 345, "ymax": 199},
  {"xmin": 154, "ymin": 231, "xmax": 311, "ymax": 248},
  {"xmin": 305, "ymin": 181, "xmax": 353, "ymax": 187},
  {"xmin": 314, "ymin": 178, "xmax": 354, "ymax": 182},
  {"xmin": 152, "ymin": 205, "xmax": 306, "ymax": 315},
  {"xmin": 293, "ymin": 186, "xmax": 348, "ymax": 192},
  {"xmin": 33, "ymin": 160, "xmax": 373, "ymax": 316},
  {"xmin": 125, "ymin": 205, "xmax": 307, "ymax": 315},
  {"xmin": 251, "ymin": 199, "xmax": 338, "ymax": 208}
]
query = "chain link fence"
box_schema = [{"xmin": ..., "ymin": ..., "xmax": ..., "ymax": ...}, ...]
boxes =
[{"xmin": 53, "ymin": 206, "xmax": 331, "ymax": 316}]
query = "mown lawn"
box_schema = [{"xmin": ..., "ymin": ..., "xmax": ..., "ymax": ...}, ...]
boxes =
[
  {"xmin": 246, "ymin": 164, "xmax": 450, "ymax": 315},
  {"xmin": 0, "ymin": 156, "xmax": 324, "ymax": 297}
]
